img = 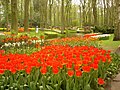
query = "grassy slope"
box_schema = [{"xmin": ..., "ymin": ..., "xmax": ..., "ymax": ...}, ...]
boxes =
[{"xmin": 100, "ymin": 34, "xmax": 120, "ymax": 52}]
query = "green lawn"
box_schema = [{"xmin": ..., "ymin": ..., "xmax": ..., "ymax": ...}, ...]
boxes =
[{"xmin": 100, "ymin": 34, "xmax": 120, "ymax": 52}]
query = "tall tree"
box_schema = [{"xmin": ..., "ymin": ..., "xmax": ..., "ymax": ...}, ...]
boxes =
[
  {"xmin": 5, "ymin": 0, "xmax": 10, "ymax": 30},
  {"xmin": 113, "ymin": 0, "xmax": 120, "ymax": 40},
  {"xmin": 79, "ymin": 5, "xmax": 82, "ymax": 27},
  {"xmin": 65, "ymin": 0, "xmax": 72, "ymax": 27},
  {"xmin": 11, "ymin": 0, "xmax": 18, "ymax": 32},
  {"xmin": 29, "ymin": 0, "xmax": 34, "ymax": 27},
  {"xmin": 56, "ymin": 0, "xmax": 61, "ymax": 26},
  {"xmin": 20, "ymin": 0, "xmax": 24, "ymax": 26},
  {"xmin": 39, "ymin": 0, "xmax": 48, "ymax": 28},
  {"xmin": 92, "ymin": 0, "xmax": 97, "ymax": 26},
  {"xmin": 79, "ymin": 0, "xmax": 87, "ymax": 26},
  {"xmin": 24, "ymin": 0, "xmax": 30, "ymax": 31},
  {"xmin": 61, "ymin": 0, "xmax": 65, "ymax": 33},
  {"xmin": 48, "ymin": 0, "xmax": 53, "ymax": 26}
]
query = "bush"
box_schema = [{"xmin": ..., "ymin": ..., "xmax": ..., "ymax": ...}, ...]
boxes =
[
  {"xmin": 92, "ymin": 26, "xmax": 114, "ymax": 34},
  {"xmin": 0, "ymin": 28, "xmax": 6, "ymax": 31},
  {"xmin": 99, "ymin": 36, "xmax": 109, "ymax": 40},
  {"xmin": 44, "ymin": 32, "xmax": 58, "ymax": 39}
]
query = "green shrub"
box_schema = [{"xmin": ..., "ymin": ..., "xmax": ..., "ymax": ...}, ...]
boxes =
[
  {"xmin": 99, "ymin": 36, "xmax": 109, "ymax": 40},
  {"xmin": 0, "ymin": 28, "xmax": 6, "ymax": 31},
  {"xmin": 92, "ymin": 26, "xmax": 114, "ymax": 34},
  {"xmin": 106, "ymin": 54, "xmax": 120, "ymax": 79},
  {"xmin": 29, "ymin": 28, "xmax": 35, "ymax": 31},
  {"xmin": 44, "ymin": 32, "xmax": 58, "ymax": 39}
]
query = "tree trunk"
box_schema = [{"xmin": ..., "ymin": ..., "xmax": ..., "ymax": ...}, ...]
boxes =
[
  {"xmin": 56, "ymin": 1, "xmax": 60, "ymax": 26},
  {"xmin": 113, "ymin": 0, "xmax": 120, "ymax": 41},
  {"xmin": 92, "ymin": 0, "xmax": 97, "ymax": 26},
  {"xmin": 106, "ymin": 0, "xmax": 110, "ymax": 26},
  {"xmin": 65, "ymin": 0, "xmax": 72, "ymax": 27},
  {"xmin": 82, "ymin": 0, "xmax": 86, "ymax": 25},
  {"xmin": 5, "ymin": 0, "xmax": 9, "ymax": 31},
  {"xmin": 111, "ymin": 0, "xmax": 115, "ymax": 27},
  {"xmin": 21, "ymin": 0, "xmax": 23, "ymax": 26},
  {"xmin": 11, "ymin": 0, "xmax": 18, "ymax": 33},
  {"xmin": 101, "ymin": 8, "xmax": 104, "ymax": 26},
  {"xmin": 0, "ymin": 0, "xmax": 1, "ymax": 27},
  {"xmin": 79, "ymin": 5, "xmax": 82, "ymax": 27},
  {"xmin": 88, "ymin": 0, "xmax": 92, "ymax": 25},
  {"xmin": 61, "ymin": 0, "xmax": 65, "ymax": 33},
  {"xmin": 49, "ymin": 0, "xmax": 53, "ymax": 26},
  {"xmin": 24, "ymin": 0, "xmax": 29, "ymax": 32},
  {"xmin": 30, "ymin": 0, "xmax": 33, "ymax": 27},
  {"xmin": 39, "ymin": 0, "xmax": 48, "ymax": 28},
  {"xmin": 103, "ymin": 0, "xmax": 107, "ymax": 25}
]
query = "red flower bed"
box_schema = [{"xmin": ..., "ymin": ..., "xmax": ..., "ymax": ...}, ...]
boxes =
[
  {"xmin": 0, "ymin": 45, "xmax": 112, "ymax": 89},
  {"xmin": 0, "ymin": 45, "xmax": 111, "ymax": 75},
  {"xmin": 84, "ymin": 33, "xmax": 98, "ymax": 38}
]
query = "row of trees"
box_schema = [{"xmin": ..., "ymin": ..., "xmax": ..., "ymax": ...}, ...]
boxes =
[{"xmin": 0, "ymin": 0, "xmax": 120, "ymax": 40}]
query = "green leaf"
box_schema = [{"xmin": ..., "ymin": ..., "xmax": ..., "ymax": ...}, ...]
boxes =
[
  {"xmin": 29, "ymin": 82, "xmax": 36, "ymax": 90},
  {"xmin": 84, "ymin": 84, "xmax": 93, "ymax": 90},
  {"xmin": 39, "ymin": 86, "xmax": 43, "ymax": 90},
  {"xmin": 0, "ymin": 86, "xmax": 4, "ymax": 90},
  {"xmin": 46, "ymin": 85, "xmax": 54, "ymax": 90}
]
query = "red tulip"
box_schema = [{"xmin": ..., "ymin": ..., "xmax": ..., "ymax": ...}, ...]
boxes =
[
  {"xmin": 0, "ymin": 69, "xmax": 4, "ymax": 74},
  {"xmin": 52, "ymin": 67, "xmax": 59, "ymax": 74},
  {"xmin": 40, "ymin": 66, "xmax": 47, "ymax": 75},
  {"xmin": 98, "ymin": 78, "xmax": 105, "ymax": 85},
  {"xmin": 74, "ymin": 65, "xmax": 80, "ymax": 71},
  {"xmin": 75, "ymin": 70, "xmax": 82, "ymax": 77},
  {"xmin": 67, "ymin": 70, "xmax": 74, "ymax": 77},
  {"xmin": 82, "ymin": 66, "xmax": 91, "ymax": 73},
  {"xmin": 26, "ymin": 67, "xmax": 32, "ymax": 74}
]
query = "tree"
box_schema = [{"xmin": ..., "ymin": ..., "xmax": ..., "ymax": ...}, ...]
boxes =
[
  {"xmin": 65, "ymin": 0, "xmax": 72, "ymax": 27},
  {"xmin": 0, "ymin": 1, "xmax": 1, "ymax": 27},
  {"xmin": 24, "ymin": 0, "xmax": 30, "ymax": 32},
  {"xmin": 48, "ymin": 0, "xmax": 53, "ymax": 26},
  {"xmin": 19, "ymin": 0, "xmax": 24, "ymax": 26},
  {"xmin": 11, "ymin": 0, "xmax": 18, "ymax": 32},
  {"xmin": 61, "ymin": 0, "xmax": 65, "ymax": 33},
  {"xmin": 39, "ymin": 0, "xmax": 48, "ymax": 28},
  {"xmin": 92, "ymin": 0, "xmax": 97, "ymax": 26},
  {"xmin": 113, "ymin": 0, "xmax": 120, "ymax": 40}
]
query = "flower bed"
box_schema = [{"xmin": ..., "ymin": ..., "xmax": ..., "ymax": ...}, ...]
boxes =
[
  {"xmin": 0, "ymin": 45, "xmax": 111, "ymax": 90},
  {"xmin": 0, "ymin": 34, "xmax": 45, "ymax": 54},
  {"xmin": 91, "ymin": 34, "xmax": 111, "ymax": 40},
  {"xmin": 50, "ymin": 36, "xmax": 99, "ymax": 47}
]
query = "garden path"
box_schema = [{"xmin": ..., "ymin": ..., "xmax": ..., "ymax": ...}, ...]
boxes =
[
  {"xmin": 108, "ymin": 73, "xmax": 120, "ymax": 90},
  {"xmin": 0, "ymin": 32, "xmax": 5, "ymax": 35}
]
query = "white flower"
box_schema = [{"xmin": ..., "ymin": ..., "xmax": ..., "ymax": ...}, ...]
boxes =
[
  {"xmin": 12, "ymin": 43, "xmax": 16, "ymax": 47},
  {"xmin": 22, "ymin": 41, "xmax": 25, "ymax": 45},
  {"xmin": 17, "ymin": 42, "xmax": 21, "ymax": 47},
  {"xmin": 5, "ymin": 43, "xmax": 9, "ymax": 47},
  {"xmin": 8, "ymin": 43, "xmax": 12, "ymax": 46}
]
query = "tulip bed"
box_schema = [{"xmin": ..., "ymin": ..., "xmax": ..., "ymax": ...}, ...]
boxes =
[
  {"xmin": 0, "ymin": 35, "xmax": 120, "ymax": 90},
  {"xmin": 50, "ymin": 37, "xmax": 99, "ymax": 47},
  {"xmin": 0, "ymin": 34, "xmax": 44, "ymax": 54},
  {"xmin": 0, "ymin": 44, "xmax": 112, "ymax": 90}
]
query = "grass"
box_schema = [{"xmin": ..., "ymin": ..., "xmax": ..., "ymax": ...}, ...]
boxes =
[
  {"xmin": 18, "ymin": 30, "xmax": 61, "ymax": 39},
  {"xmin": 100, "ymin": 34, "xmax": 120, "ymax": 52},
  {"xmin": 44, "ymin": 31, "xmax": 58, "ymax": 34},
  {"xmin": 0, "ymin": 35, "xmax": 6, "ymax": 40}
]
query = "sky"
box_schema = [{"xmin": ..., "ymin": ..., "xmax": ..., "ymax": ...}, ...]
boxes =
[{"xmin": 72, "ymin": 0, "xmax": 80, "ymax": 5}]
